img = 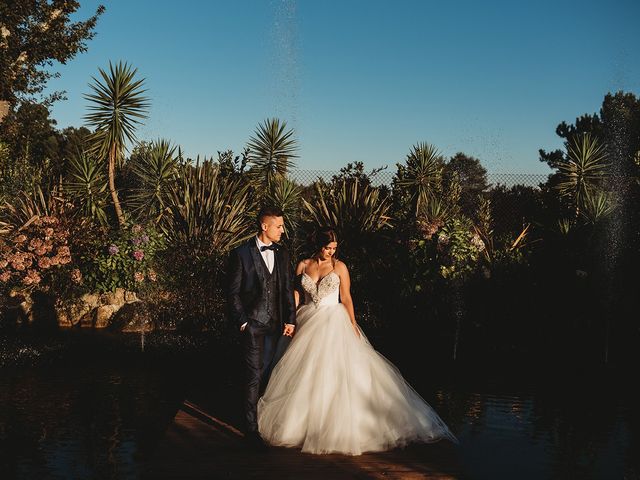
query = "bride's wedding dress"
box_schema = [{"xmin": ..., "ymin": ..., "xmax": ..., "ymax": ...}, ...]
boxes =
[{"xmin": 257, "ymin": 269, "xmax": 457, "ymax": 455}]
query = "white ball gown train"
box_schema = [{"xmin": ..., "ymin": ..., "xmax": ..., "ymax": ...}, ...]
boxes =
[{"xmin": 257, "ymin": 270, "xmax": 457, "ymax": 455}]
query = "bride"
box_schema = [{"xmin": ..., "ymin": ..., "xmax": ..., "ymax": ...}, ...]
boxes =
[{"xmin": 257, "ymin": 227, "xmax": 457, "ymax": 455}]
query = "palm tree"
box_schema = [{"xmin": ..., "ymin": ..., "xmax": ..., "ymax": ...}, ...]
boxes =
[
  {"xmin": 556, "ymin": 133, "xmax": 609, "ymax": 219},
  {"xmin": 247, "ymin": 118, "xmax": 298, "ymax": 190},
  {"xmin": 84, "ymin": 61, "xmax": 150, "ymax": 227},
  {"xmin": 396, "ymin": 142, "xmax": 443, "ymax": 217}
]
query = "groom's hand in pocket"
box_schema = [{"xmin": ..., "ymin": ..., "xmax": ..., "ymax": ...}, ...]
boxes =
[{"xmin": 283, "ymin": 323, "xmax": 295, "ymax": 337}]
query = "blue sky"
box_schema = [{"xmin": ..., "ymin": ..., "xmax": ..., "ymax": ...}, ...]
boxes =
[{"xmin": 46, "ymin": 0, "xmax": 640, "ymax": 173}]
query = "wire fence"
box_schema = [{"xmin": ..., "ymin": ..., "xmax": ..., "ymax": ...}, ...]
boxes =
[{"xmin": 288, "ymin": 170, "xmax": 549, "ymax": 189}]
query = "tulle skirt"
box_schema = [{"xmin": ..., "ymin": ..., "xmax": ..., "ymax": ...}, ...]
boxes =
[{"xmin": 257, "ymin": 302, "xmax": 457, "ymax": 455}]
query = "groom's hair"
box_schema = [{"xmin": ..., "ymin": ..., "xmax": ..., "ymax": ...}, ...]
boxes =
[{"xmin": 257, "ymin": 206, "xmax": 284, "ymax": 231}]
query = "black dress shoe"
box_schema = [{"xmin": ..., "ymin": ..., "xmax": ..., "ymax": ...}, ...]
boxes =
[{"xmin": 244, "ymin": 431, "xmax": 268, "ymax": 451}]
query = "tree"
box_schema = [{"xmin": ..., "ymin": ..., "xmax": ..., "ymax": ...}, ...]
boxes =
[
  {"xmin": 539, "ymin": 91, "xmax": 640, "ymax": 181},
  {"xmin": 84, "ymin": 61, "xmax": 149, "ymax": 227},
  {"xmin": 0, "ymin": 0, "xmax": 104, "ymax": 107},
  {"xmin": 0, "ymin": 101, "xmax": 59, "ymax": 198},
  {"xmin": 0, "ymin": 101, "xmax": 58, "ymax": 164},
  {"xmin": 330, "ymin": 161, "xmax": 387, "ymax": 189},
  {"xmin": 443, "ymin": 153, "xmax": 488, "ymax": 219}
]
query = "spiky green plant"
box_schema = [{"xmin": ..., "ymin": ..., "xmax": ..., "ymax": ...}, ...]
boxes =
[
  {"xmin": 557, "ymin": 218, "xmax": 573, "ymax": 236},
  {"xmin": 127, "ymin": 139, "xmax": 179, "ymax": 222},
  {"xmin": 556, "ymin": 133, "xmax": 609, "ymax": 219},
  {"xmin": 265, "ymin": 175, "xmax": 302, "ymax": 238},
  {"xmin": 1, "ymin": 184, "xmax": 69, "ymax": 230},
  {"xmin": 66, "ymin": 150, "xmax": 109, "ymax": 225},
  {"xmin": 302, "ymin": 178, "xmax": 392, "ymax": 252},
  {"xmin": 247, "ymin": 118, "xmax": 298, "ymax": 190},
  {"xmin": 160, "ymin": 160, "xmax": 255, "ymax": 256},
  {"xmin": 84, "ymin": 61, "xmax": 150, "ymax": 226},
  {"xmin": 580, "ymin": 189, "xmax": 616, "ymax": 224},
  {"xmin": 397, "ymin": 142, "xmax": 443, "ymax": 217}
]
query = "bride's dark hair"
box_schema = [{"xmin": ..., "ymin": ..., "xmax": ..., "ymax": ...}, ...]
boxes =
[{"xmin": 310, "ymin": 226, "xmax": 338, "ymax": 258}]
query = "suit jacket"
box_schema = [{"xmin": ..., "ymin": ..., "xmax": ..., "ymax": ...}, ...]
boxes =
[{"xmin": 227, "ymin": 238, "xmax": 297, "ymax": 329}]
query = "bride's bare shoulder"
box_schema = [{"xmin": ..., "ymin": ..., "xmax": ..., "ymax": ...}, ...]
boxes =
[
  {"xmin": 333, "ymin": 259, "xmax": 349, "ymax": 273},
  {"xmin": 296, "ymin": 259, "xmax": 310, "ymax": 274}
]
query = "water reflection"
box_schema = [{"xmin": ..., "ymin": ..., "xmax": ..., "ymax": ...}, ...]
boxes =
[
  {"xmin": 0, "ymin": 365, "xmax": 183, "ymax": 479},
  {"xmin": 0, "ymin": 355, "xmax": 637, "ymax": 479}
]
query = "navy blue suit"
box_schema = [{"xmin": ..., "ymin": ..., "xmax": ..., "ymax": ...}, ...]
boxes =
[{"xmin": 227, "ymin": 239, "xmax": 296, "ymax": 433}]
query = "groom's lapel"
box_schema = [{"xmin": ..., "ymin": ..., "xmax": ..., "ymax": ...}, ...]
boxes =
[
  {"xmin": 275, "ymin": 247, "xmax": 286, "ymax": 276},
  {"xmin": 249, "ymin": 241, "xmax": 266, "ymax": 284}
]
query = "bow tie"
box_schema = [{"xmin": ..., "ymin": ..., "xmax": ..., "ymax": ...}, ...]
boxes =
[{"xmin": 260, "ymin": 244, "xmax": 278, "ymax": 252}]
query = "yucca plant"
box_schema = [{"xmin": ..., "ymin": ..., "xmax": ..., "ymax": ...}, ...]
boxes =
[
  {"xmin": 302, "ymin": 178, "xmax": 392, "ymax": 253},
  {"xmin": 556, "ymin": 133, "xmax": 609, "ymax": 219},
  {"xmin": 397, "ymin": 142, "xmax": 443, "ymax": 217},
  {"xmin": 127, "ymin": 139, "xmax": 179, "ymax": 222},
  {"xmin": 65, "ymin": 150, "xmax": 109, "ymax": 225},
  {"xmin": 84, "ymin": 61, "xmax": 150, "ymax": 227},
  {"xmin": 247, "ymin": 118, "xmax": 298, "ymax": 190},
  {"xmin": 265, "ymin": 175, "xmax": 303, "ymax": 238},
  {"xmin": 580, "ymin": 189, "xmax": 616, "ymax": 224},
  {"xmin": 160, "ymin": 160, "xmax": 255, "ymax": 257},
  {"xmin": 557, "ymin": 218, "xmax": 573, "ymax": 236}
]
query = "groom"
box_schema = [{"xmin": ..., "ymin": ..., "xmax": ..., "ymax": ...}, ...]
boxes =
[{"xmin": 227, "ymin": 206, "xmax": 296, "ymax": 448}]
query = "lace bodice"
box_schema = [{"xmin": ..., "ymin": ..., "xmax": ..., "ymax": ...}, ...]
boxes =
[{"xmin": 301, "ymin": 272, "xmax": 340, "ymax": 307}]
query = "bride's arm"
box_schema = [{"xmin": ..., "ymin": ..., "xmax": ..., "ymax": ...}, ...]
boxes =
[
  {"xmin": 294, "ymin": 260, "xmax": 306, "ymax": 308},
  {"xmin": 336, "ymin": 261, "xmax": 360, "ymax": 338}
]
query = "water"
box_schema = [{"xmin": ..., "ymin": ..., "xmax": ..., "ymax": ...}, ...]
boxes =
[{"xmin": 0, "ymin": 342, "xmax": 637, "ymax": 479}]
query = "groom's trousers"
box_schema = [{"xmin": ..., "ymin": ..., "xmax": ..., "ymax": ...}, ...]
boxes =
[{"xmin": 243, "ymin": 319, "xmax": 279, "ymax": 433}]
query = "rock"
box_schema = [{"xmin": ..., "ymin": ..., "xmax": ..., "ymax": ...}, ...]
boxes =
[
  {"xmin": 110, "ymin": 301, "xmax": 154, "ymax": 333},
  {"xmin": 50, "ymin": 289, "xmax": 141, "ymax": 328},
  {"xmin": 80, "ymin": 293, "xmax": 100, "ymax": 309},
  {"xmin": 94, "ymin": 304, "xmax": 120, "ymax": 328},
  {"xmin": 56, "ymin": 299, "xmax": 95, "ymax": 328},
  {"xmin": 79, "ymin": 309, "xmax": 95, "ymax": 328},
  {"xmin": 100, "ymin": 288, "xmax": 126, "ymax": 307},
  {"xmin": 124, "ymin": 290, "xmax": 139, "ymax": 303}
]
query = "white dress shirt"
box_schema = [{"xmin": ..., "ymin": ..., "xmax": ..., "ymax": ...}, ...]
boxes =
[{"xmin": 255, "ymin": 235, "xmax": 275, "ymax": 274}]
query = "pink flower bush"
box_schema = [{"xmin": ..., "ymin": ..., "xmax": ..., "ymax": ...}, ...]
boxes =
[
  {"xmin": 132, "ymin": 250, "xmax": 144, "ymax": 261},
  {"xmin": 0, "ymin": 215, "xmax": 72, "ymax": 292},
  {"xmin": 38, "ymin": 257, "xmax": 52, "ymax": 269}
]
